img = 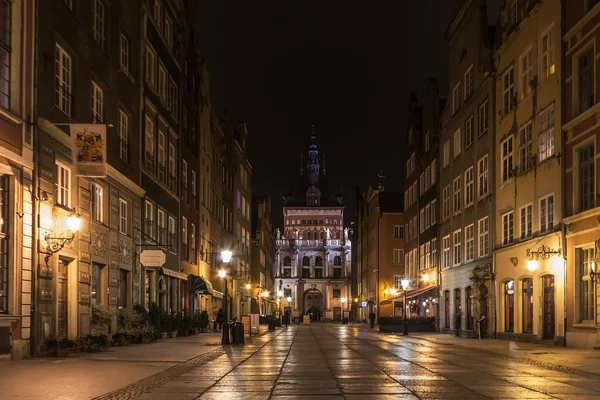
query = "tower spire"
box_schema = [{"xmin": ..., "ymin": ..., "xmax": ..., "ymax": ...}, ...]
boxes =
[{"xmin": 377, "ymin": 170, "xmax": 386, "ymax": 192}]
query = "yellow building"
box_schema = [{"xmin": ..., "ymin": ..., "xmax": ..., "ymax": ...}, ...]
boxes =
[{"xmin": 493, "ymin": 0, "xmax": 565, "ymax": 345}]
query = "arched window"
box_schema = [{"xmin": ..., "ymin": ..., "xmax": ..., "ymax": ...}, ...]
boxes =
[
  {"xmin": 302, "ymin": 220, "xmax": 306, "ymax": 225},
  {"xmin": 319, "ymin": 220, "xmax": 323, "ymax": 224},
  {"xmin": 315, "ymin": 257, "xmax": 323, "ymax": 266},
  {"xmin": 307, "ymin": 232, "xmax": 312, "ymax": 240},
  {"xmin": 504, "ymin": 280, "xmax": 514, "ymax": 332},
  {"xmin": 522, "ymin": 278, "xmax": 533, "ymax": 334},
  {"xmin": 444, "ymin": 291, "xmax": 450, "ymax": 328},
  {"xmin": 313, "ymin": 220, "xmax": 317, "ymax": 224},
  {"xmin": 302, "ymin": 256, "xmax": 310, "ymax": 267},
  {"xmin": 283, "ymin": 256, "xmax": 291, "ymax": 266},
  {"xmin": 320, "ymin": 231, "xmax": 325, "ymax": 240},
  {"xmin": 466, "ymin": 287, "xmax": 473, "ymax": 330},
  {"xmin": 308, "ymin": 220, "xmax": 312, "ymax": 225},
  {"xmin": 454, "ymin": 288, "xmax": 462, "ymax": 331},
  {"xmin": 334, "ymin": 256, "xmax": 342, "ymax": 266}
]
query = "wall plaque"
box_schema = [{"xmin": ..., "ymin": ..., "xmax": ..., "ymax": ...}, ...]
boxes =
[
  {"xmin": 109, "ymin": 295, "xmax": 118, "ymax": 305},
  {"xmin": 39, "ymin": 264, "xmax": 53, "ymax": 279},
  {"xmin": 80, "ymin": 188, "xmax": 91, "ymax": 201},
  {"xmin": 80, "ymin": 251, "xmax": 91, "ymax": 263},
  {"xmin": 39, "ymin": 289, "xmax": 52, "ymax": 302},
  {"xmin": 80, "ymin": 230, "xmax": 91, "ymax": 242},
  {"xmin": 79, "ymin": 292, "xmax": 90, "ymax": 304},
  {"xmin": 79, "ymin": 271, "xmax": 91, "ymax": 284}
]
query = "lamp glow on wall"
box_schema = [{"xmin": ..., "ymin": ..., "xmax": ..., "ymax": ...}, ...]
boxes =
[
  {"xmin": 43, "ymin": 214, "xmax": 81, "ymax": 265},
  {"xmin": 422, "ymin": 273, "xmax": 430, "ymax": 283},
  {"xmin": 221, "ymin": 250, "xmax": 232, "ymax": 263},
  {"xmin": 525, "ymin": 245, "xmax": 561, "ymax": 273}
]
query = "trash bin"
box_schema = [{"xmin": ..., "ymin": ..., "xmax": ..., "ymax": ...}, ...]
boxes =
[
  {"xmin": 268, "ymin": 317, "xmax": 276, "ymax": 331},
  {"xmin": 230, "ymin": 322, "xmax": 245, "ymax": 345}
]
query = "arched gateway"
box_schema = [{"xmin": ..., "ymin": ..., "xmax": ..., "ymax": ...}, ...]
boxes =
[{"xmin": 303, "ymin": 288, "xmax": 323, "ymax": 321}]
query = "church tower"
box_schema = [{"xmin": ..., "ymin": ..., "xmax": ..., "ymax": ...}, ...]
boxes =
[{"xmin": 305, "ymin": 125, "xmax": 321, "ymax": 206}]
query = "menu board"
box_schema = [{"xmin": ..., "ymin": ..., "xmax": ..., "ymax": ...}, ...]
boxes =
[{"xmin": 241, "ymin": 315, "xmax": 251, "ymax": 334}]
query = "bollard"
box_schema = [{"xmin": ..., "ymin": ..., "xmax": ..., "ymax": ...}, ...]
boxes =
[{"xmin": 221, "ymin": 321, "xmax": 230, "ymax": 345}]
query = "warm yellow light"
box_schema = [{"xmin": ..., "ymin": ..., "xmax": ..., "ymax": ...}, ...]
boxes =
[
  {"xmin": 262, "ymin": 291, "xmax": 269, "ymax": 298},
  {"xmin": 221, "ymin": 250, "xmax": 232, "ymax": 263},
  {"xmin": 384, "ymin": 289, "xmax": 389, "ymax": 295},
  {"xmin": 354, "ymin": 298, "xmax": 358, "ymax": 303},
  {"xmin": 245, "ymin": 283, "xmax": 251, "ymax": 290},
  {"xmin": 277, "ymin": 290, "xmax": 283, "ymax": 297},
  {"xmin": 218, "ymin": 269, "xmax": 226, "ymax": 278},
  {"xmin": 592, "ymin": 261, "xmax": 596, "ymax": 272},
  {"xmin": 422, "ymin": 273, "xmax": 429, "ymax": 283},
  {"xmin": 341, "ymin": 297, "xmax": 347, "ymax": 303},
  {"xmin": 67, "ymin": 216, "xmax": 81, "ymax": 232},
  {"xmin": 286, "ymin": 297, "xmax": 292, "ymax": 303},
  {"xmin": 390, "ymin": 288, "xmax": 397, "ymax": 295},
  {"xmin": 401, "ymin": 279, "xmax": 410, "ymax": 290},
  {"xmin": 527, "ymin": 259, "xmax": 538, "ymax": 272}
]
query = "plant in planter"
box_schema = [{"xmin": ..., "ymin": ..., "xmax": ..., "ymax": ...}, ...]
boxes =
[
  {"xmin": 148, "ymin": 302, "xmax": 162, "ymax": 339},
  {"xmin": 170, "ymin": 312, "xmax": 181, "ymax": 338},
  {"xmin": 160, "ymin": 312, "xmax": 171, "ymax": 339},
  {"xmin": 75, "ymin": 333, "xmax": 111, "ymax": 352},
  {"xmin": 45, "ymin": 332, "xmax": 75, "ymax": 357},
  {"xmin": 139, "ymin": 322, "xmax": 155, "ymax": 344}
]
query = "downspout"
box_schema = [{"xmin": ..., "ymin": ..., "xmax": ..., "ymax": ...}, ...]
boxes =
[
  {"xmin": 30, "ymin": 0, "xmax": 39, "ymax": 358},
  {"xmin": 560, "ymin": 0, "xmax": 567, "ymax": 348}
]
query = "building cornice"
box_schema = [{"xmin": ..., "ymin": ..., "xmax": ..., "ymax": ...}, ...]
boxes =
[
  {"xmin": 0, "ymin": 145, "xmax": 33, "ymax": 170},
  {"xmin": 563, "ymin": 206, "xmax": 600, "ymax": 224},
  {"xmin": 562, "ymin": 103, "xmax": 600, "ymax": 131},
  {"xmin": 107, "ymin": 165, "xmax": 145, "ymax": 198},
  {"xmin": 564, "ymin": 4, "xmax": 600, "ymax": 41}
]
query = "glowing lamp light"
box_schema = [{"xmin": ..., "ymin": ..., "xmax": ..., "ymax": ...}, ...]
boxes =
[
  {"xmin": 527, "ymin": 259, "xmax": 538, "ymax": 272},
  {"xmin": 67, "ymin": 216, "xmax": 81, "ymax": 232},
  {"xmin": 390, "ymin": 288, "xmax": 397, "ymax": 295},
  {"xmin": 384, "ymin": 289, "xmax": 389, "ymax": 295},
  {"xmin": 401, "ymin": 279, "xmax": 410, "ymax": 290},
  {"xmin": 245, "ymin": 283, "xmax": 251, "ymax": 290},
  {"xmin": 218, "ymin": 269, "xmax": 226, "ymax": 278},
  {"xmin": 354, "ymin": 298, "xmax": 358, "ymax": 303},
  {"xmin": 286, "ymin": 297, "xmax": 292, "ymax": 303},
  {"xmin": 422, "ymin": 273, "xmax": 429, "ymax": 283},
  {"xmin": 341, "ymin": 297, "xmax": 347, "ymax": 303},
  {"xmin": 221, "ymin": 250, "xmax": 232, "ymax": 263},
  {"xmin": 423, "ymin": 301, "xmax": 427, "ymax": 307},
  {"xmin": 262, "ymin": 291, "xmax": 269, "ymax": 298},
  {"xmin": 277, "ymin": 290, "xmax": 284, "ymax": 297}
]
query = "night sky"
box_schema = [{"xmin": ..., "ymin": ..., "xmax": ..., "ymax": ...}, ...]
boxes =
[{"xmin": 196, "ymin": 1, "xmax": 503, "ymax": 228}]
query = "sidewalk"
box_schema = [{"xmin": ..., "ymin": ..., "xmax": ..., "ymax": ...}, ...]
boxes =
[{"xmin": 382, "ymin": 331, "xmax": 600, "ymax": 376}]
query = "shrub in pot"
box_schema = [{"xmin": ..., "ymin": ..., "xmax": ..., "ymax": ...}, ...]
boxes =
[
  {"xmin": 170, "ymin": 312, "xmax": 181, "ymax": 338},
  {"xmin": 160, "ymin": 312, "xmax": 171, "ymax": 339}
]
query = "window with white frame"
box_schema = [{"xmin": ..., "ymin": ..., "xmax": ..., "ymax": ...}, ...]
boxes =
[
  {"xmin": 146, "ymin": 44, "xmax": 157, "ymax": 88},
  {"xmin": 453, "ymin": 229, "xmax": 462, "ymax": 265},
  {"xmin": 576, "ymin": 247, "xmax": 596, "ymax": 322},
  {"xmin": 393, "ymin": 249, "xmax": 403, "ymax": 265},
  {"xmin": 419, "ymin": 244, "xmax": 425, "ymax": 270},
  {"xmin": 539, "ymin": 194, "xmax": 554, "ymax": 233},
  {"xmin": 164, "ymin": 14, "xmax": 173, "ymax": 49},
  {"xmin": 168, "ymin": 78, "xmax": 178, "ymax": 115},
  {"xmin": 465, "ymin": 116, "xmax": 474, "ymax": 148},
  {"xmin": 478, "ymin": 217, "xmax": 489, "ymax": 257},
  {"xmin": 191, "ymin": 170, "xmax": 196, "ymax": 198},
  {"xmin": 425, "ymin": 241, "xmax": 431, "ymax": 269},
  {"xmin": 464, "ymin": 65, "xmax": 474, "ymax": 99},
  {"xmin": 119, "ymin": 198, "xmax": 127, "ymax": 235},
  {"xmin": 55, "ymin": 44, "xmax": 72, "ymax": 116},
  {"xmin": 168, "ymin": 215, "xmax": 176, "ymax": 248},
  {"xmin": 501, "ymin": 136, "xmax": 514, "ymax": 183},
  {"xmin": 393, "ymin": 225, "xmax": 404, "ymax": 239},
  {"xmin": 145, "ymin": 201, "xmax": 154, "ymax": 239},
  {"xmin": 92, "ymin": 183, "xmax": 103, "ymax": 223},
  {"xmin": 430, "ymin": 199, "xmax": 436, "ymax": 225},
  {"xmin": 520, "ymin": 204, "xmax": 532, "ymax": 240},
  {"xmin": 182, "ymin": 216, "xmax": 188, "ymax": 255},
  {"xmin": 579, "ymin": 48, "xmax": 594, "ymax": 113},
  {"xmin": 443, "ymin": 235, "xmax": 450, "ymax": 269},
  {"xmin": 479, "ymin": 98, "xmax": 489, "ymax": 135},
  {"xmin": 503, "ymin": 66, "xmax": 514, "ymax": 115},
  {"xmin": 443, "ymin": 140, "xmax": 450, "ymax": 167},
  {"xmin": 453, "ymin": 176, "xmax": 461, "ymax": 213},
  {"xmin": 453, "ymin": 82, "xmax": 461, "ymax": 114},
  {"xmin": 420, "ymin": 209, "xmax": 425, "ymax": 233},
  {"xmin": 465, "ymin": 224, "xmax": 474, "ymax": 261},
  {"xmin": 519, "ymin": 121, "xmax": 532, "ymax": 173},
  {"xmin": 453, "ymin": 129, "xmax": 461, "ymax": 158},
  {"xmin": 502, "ymin": 211, "xmax": 514, "ymax": 245},
  {"xmin": 579, "ymin": 144, "xmax": 595, "ymax": 212},
  {"xmin": 56, "ymin": 162, "xmax": 71, "ymax": 208},
  {"xmin": 443, "ymin": 185, "xmax": 450, "ymax": 220},
  {"xmin": 190, "ymin": 223, "xmax": 196, "ymax": 263},
  {"xmin": 478, "ymin": 154, "xmax": 489, "ymax": 197},
  {"xmin": 119, "ymin": 109, "xmax": 129, "ymax": 163},
  {"xmin": 538, "ymin": 103, "xmax": 555, "ymax": 162},
  {"xmin": 425, "ymin": 203, "xmax": 431, "ymax": 228},
  {"xmin": 91, "ymin": 81, "xmax": 103, "ymax": 123},
  {"xmin": 519, "ymin": 47, "xmax": 532, "ymax": 99},
  {"xmin": 158, "ymin": 62, "xmax": 167, "ymax": 101},
  {"xmin": 431, "ymin": 238, "xmax": 437, "ymax": 266},
  {"xmin": 540, "ymin": 26, "xmax": 555, "ymax": 80},
  {"xmin": 120, "ymin": 34, "xmax": 129, "ymax": 73},
  {"xmin": 92, "ymin": 0, "xmax": 105, "ymax": 47},
  {"xmin": 464, "ymin": 167, "xmax": 474, "ymax": 207}
]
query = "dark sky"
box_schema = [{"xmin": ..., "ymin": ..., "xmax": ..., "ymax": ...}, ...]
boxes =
[{"xmin": 196, "ymin": 1, "xmax": 503, "ymax": 229}]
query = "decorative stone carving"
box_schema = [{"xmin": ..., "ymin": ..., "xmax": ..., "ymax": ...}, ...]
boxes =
[
  {"xmin": 39, "ymin": 264, "xmax": 53, "ymax": 279},
  {"xmin": 39, "ymin": 288, "xmax": 52, "ymax": 302},
  {"xmin": 90, "ymin": 231, "xmax": 107, "ymax": 258},
  {"xmin": 79, "ymin": 271, "xmax": 91, "ymax": 284},
  {"xmin": 40, "ymin": 166, "xmax": 53, "ymax": 182},
  {"xmin": 80, "ymin": 230, "xmax": 91, "ymax": 243},
  {"xmin": 80, "ymin": 251, "xmax": 91, "ymax": 263},
  {"xmin": 110, "ymin": 240, "xmax": 118, "ymax": 251},
  {"xmin": 80, "ymin": 188, "xmax": 91, "ymax": 201},
  {"xmin": 79, "ymin": 292, "xmax": 90, "ymax": 304},
  {"xmin": 118, "ymin": 240, "xmax": 132, "ymax": 265}
]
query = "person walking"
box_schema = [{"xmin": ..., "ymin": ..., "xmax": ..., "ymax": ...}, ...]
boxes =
[
  {"xmin": 369, "ymin": 312, "xmax": 376, "ymax": 329},
  {"xmin": 455, "ymin": 311, "xmax": 461, "ymax": 337},
  {"xmin": 284, "ymin": 310, "xmax": 290, "ymax": 327},
  {"xmin": 216, "ymin": 308, "xmax": 225, "ymax": 332}
]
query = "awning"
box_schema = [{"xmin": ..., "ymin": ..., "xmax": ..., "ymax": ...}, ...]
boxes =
[
  {"xmin": 391, "ymin": 285, "xmax": 437, "ymax": 301},
  {"xmin": 189, "ymin": 274, "xmax": 214, "ymax": 295},
  {"xmin": 160, "ymin": 267, "xmax": 188, "ymax": 280},
  {"xmin": 212, "ymin": 290, "xmax": 223, "ymax": 299}
]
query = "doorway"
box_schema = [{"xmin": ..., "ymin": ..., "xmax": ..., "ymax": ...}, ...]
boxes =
[
  {"xmin": 542, "ymin": 275, "xmax": 555, "ymax": 340},
  {"xmin": 303, "ymin": 288, "xmax": 323, "ymax": 319},
  {"xmin": 57, "ymin": 259, "xmax": 69, "ymax": 335}
]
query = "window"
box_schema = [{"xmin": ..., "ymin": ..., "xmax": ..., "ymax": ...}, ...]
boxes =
[
  {"xmin": 119, "ymin": 198, "xmax": 127, "ymax": 235},
  {"xmin": 168, "ymin": 215, "xmax": 176, "ymax": 248},
  {"xmin": 464, "ymin": 167, "xmax": 474, "ymax": 206},
  {"xmin": 444, "ymin": 291, "xmax": 450, "ymax": 328},
  {"xmin": 91, "ymin": 263, "xmax": 104, "ymax": 305},
  {"xmin": 393, "ymin": 225, "xmax": 404, "ymax": 239},
  {"xmin": 509, "ymin": 0, "xmax": 519, "ymax": 25},
  {"xmin": 92, "ymin": 183, "xmax": 103, "ymax": 223},
  {"xmin": 168, "ymin": 78, "xmax": 178, "ymax": 115},
  {"xmin": 520, "ymin": 204, "xmax": 532, "ymax": 240},
  {"xmin": 465, "ymin": 224, "xmax": 474, "ymax": 261},
  {"xmin": 577, "ymin": 248, "xmax": 596, "ymax": 322},
  {"xmin": 158, "ymin": 131, "xmax": 166, "ymax": 182},
  {"xmin": 56, "ymin": 162, "xmax": 71, "ymax": 207},
  {"xmin": 519, "ymin": 48, "xmax": 532, "ymax": 99},
  {"xmin": 91, "ymin": 81, "xmax": 103, "ymax": 123},
  {"xmin": 503, "ymin": 67, "xmax": 514, "ymax": 115},
  {"xmin": 118, "ymin": 269, "xmax": 129, "ymax": 309},
  {"xmin": 539, "ymin": 194, "xmax": 554, "ymax": 233},
  {"xmin": 478, "ymin": 155, "xmax": 489, "ymax": 197},
  {"xmin": 120, "ymin": 34, "xmax": 129, "ymax": 73},
  {"xmin": 579, "ymin": 144, "xmax": 595, "ymax": 212},
  {"xmin": 119, "ymin": 110, "xmax": 129, "ymax": 163},
  {"xmin": 442, "ymin": 185, "xmax": 450, "ymax": 220},
  {"xmin": 502, "ymin": 211, "xmax": 514, "ymax": 246},
  {"xmin": 453, "ymin": 129, "xmax": 461, "ymax": 158},
  {"xmin": 540, "ymin": 26, "xmax": 555, "ymax": 80},
  {"xmin": 538, "ymin": 104, "xmax": 555, "ymax": 162},
  {"xmin": 146, "ymin": 44, "xmax": 157, "ymax": 87},
  {"xmin": 181, "ymin": 217, "xmax": 188, "ymax": 259},
  {"xmin": 479, "ymin": 99, "xmax": 489, "ymax": 135},
  {"xmin": 504, "ymin": 280, "xmax": 514, "ymax": 332},
  {"xmin": 154, "ymin": 0, "xmax": 162, "ymax": 29},
  {"xmin": 579, "ymin": 48, "xmax": 594, "ymax": 113},
  {"xmin": 92, "ymin": 0, "xmax": 105, "ymax": 47},
  {"xmin": 168, "ymin": 143, "xmax": 176, "ymax": 191},
  {"xmin": 519, "ymin": 121, "xmax": 533, "ymax": 173},
  {"xmin": 191, "ymin": 170, "xmax": 197, "ymax": 198},
  {"xmin": 452, "ymin": 82, "xmax": 461, "ymax": 114},
  {"xmin": 182, "ymin": 160, "xmax": 188, "ymax": 201},
  {"xmin": 164, "ymin": 14, "xmax": 173, "ymax": 49},
  {"xmin": 465, "ymin": 116, "xmax": 473, "ymax": 148},
  {"xmin": 145, "ymin": 201, "xmax": 154, "ymax": 239},
  {"xmin": 443, "ymin": 140, "xmax": 450, "ymax": 167},
  {"xmin": 0, "ymin": 1, "xmax": 9, "ymax": 109},
  {"xmin": 0, "ymin": 175, "xmax": 7, "ymax": 312},
  {"xmin": 430, "ymin": 199, "xmax": 436, "ymax": 225},
  {"xmin": 466, "ymin": 287, "xmax": 473, "ymax": 330},
  {"xmin": 453, "ymin": 176, "xmax": 461, "ymax": 213},
  {"xmin": 464, "ymin": 65, "xmax": 474, "ymax": 99},
  {"xmin": 478, "ymin": 217, "xmax": 489, "ymax": 257},
  {"xmin": 455, "ymin": 289, "xmax": 462, "ymax": 316},
  {"xmin": 158, "ymin": 62, "xmax": 167, "ymax": 100},
  {"xmin": 156, "ymin": 209, "xmax": 165, "ymax": 244},
  {"xmin": 425, "ymin": 241, "xmax": 431, "ymax": 269},
  {"xmin": 522, "ymin": 278, "xmax": 533, "ymax": 333},
  {"xmin": 333, "ymin": 289, "xmax": 341, "ymax": 299},
  {"xmin": 501, "ymin": 136, "xmax": 514, "ymax": 183},
  {"xmin": 393, "ymin": 249, "xmax": 403, "ymax": 264},
  {"xmin": 443, "ymin": 235, "xmax": 451, "ymax": 269},
  {"xmin": 453, "ymin": 230, "xmax": 461, "ymax": 265},
  {"xmin": 334, "ymin": 256, "xmax": 342, "ymax": 266},
  {"xmin": 55, "ymin": 44, "xmax": 72, "ymax": 116},
  {"xmin": 419, "ymin": 209, "xmax": 425, "ymax": 233}
]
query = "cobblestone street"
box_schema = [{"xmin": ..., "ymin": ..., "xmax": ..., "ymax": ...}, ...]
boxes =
[{"xmin": 3, "ymin": 324, "xmax": 600, "ymax": 399}]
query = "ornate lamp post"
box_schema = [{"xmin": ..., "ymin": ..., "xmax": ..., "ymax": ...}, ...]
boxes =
[
  {"xmin": 43, "ymin": 215, "xmax": 81, "ymax": 265},
  {"xmin": 401, "ymin": 279, "xmax": 410, "ymax": 336}
]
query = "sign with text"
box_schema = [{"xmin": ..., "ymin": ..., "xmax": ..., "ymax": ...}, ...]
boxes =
[
  {"xmin": 70, "ymin": 124, "xmax": 107, "ymax": 177},
  {"xmin": 140, "ymin": 250, "xmax": 166, "ymax": 267}
]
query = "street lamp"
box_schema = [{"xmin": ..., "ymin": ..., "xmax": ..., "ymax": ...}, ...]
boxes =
[
  {"xmin": 219, "ymin": 250, "xmax": 231, "ymax": 345},
  {"xmin": 43, "ymin": 215, "xmax": 81, "ymax": 265},
  {"xmin": 401, "ymin": 279, "xmax": 410, "ymax": 336}
]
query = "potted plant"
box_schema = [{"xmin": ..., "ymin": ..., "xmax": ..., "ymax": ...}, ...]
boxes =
[
  {"xmin": 45, "ymin": 332, "xmax": 75, "ymax": 357},
  {"xmin": 160, "ymin": 312, "xmax": 170, "ymax": 339},
  {"xmin": 199, "ymin": 310, "xmax": 209, "ymax": 333},
  {"xmin": 171, "ymin": 312, "xmax": 180, "ymax": 338},
  {"xmin": 140, "ymin": 322, "xmax": 154, "ymax": 344}
]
